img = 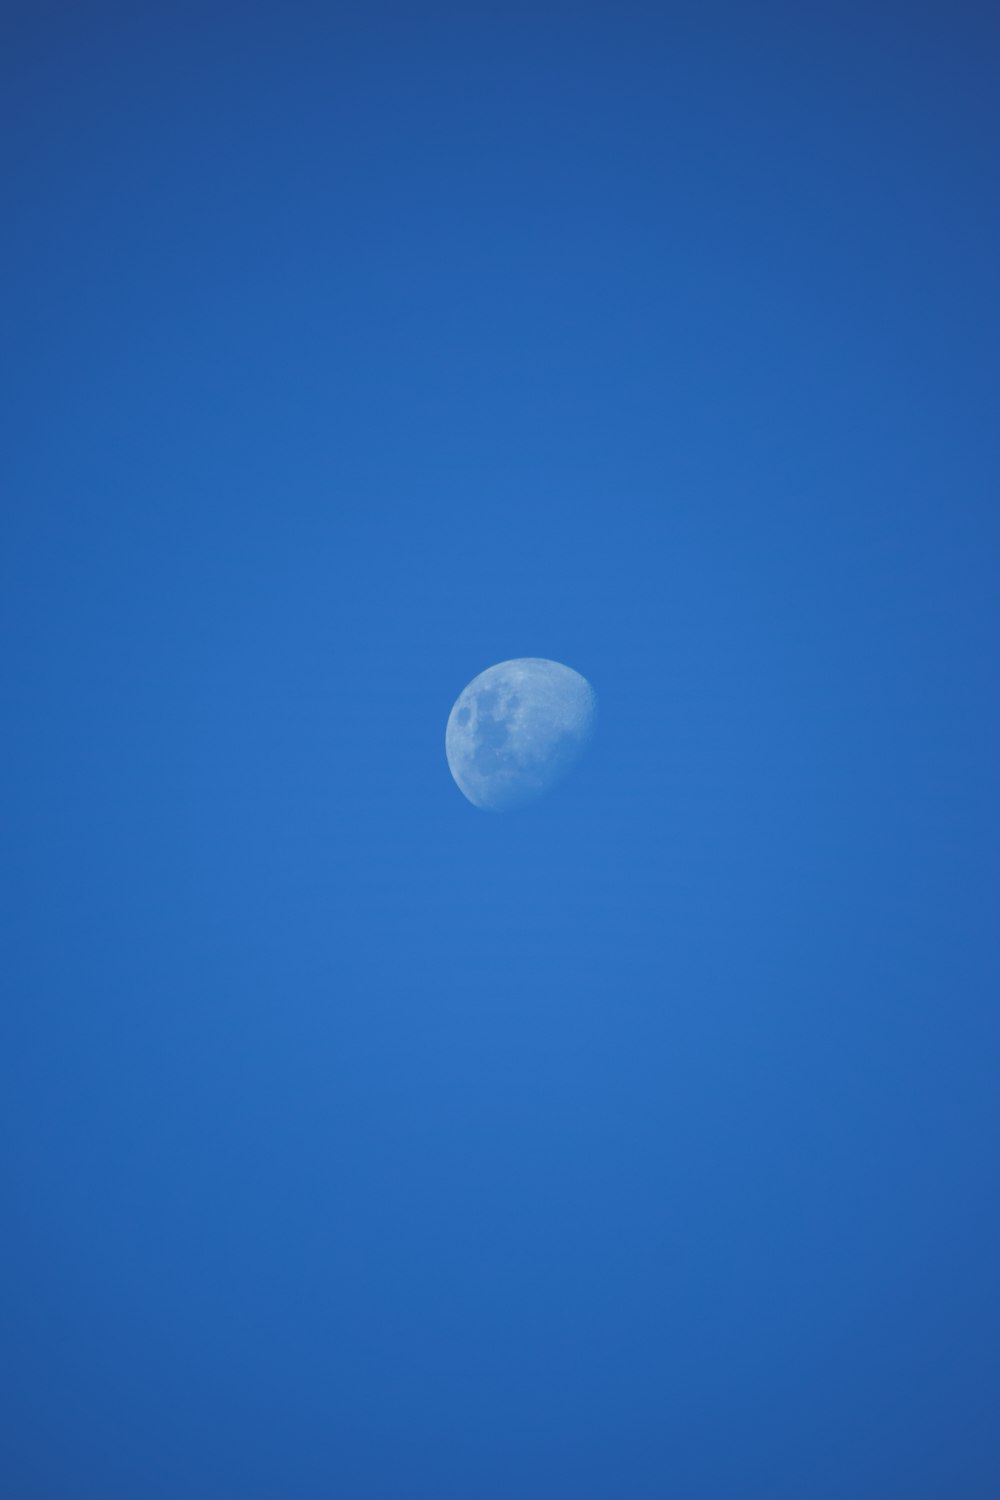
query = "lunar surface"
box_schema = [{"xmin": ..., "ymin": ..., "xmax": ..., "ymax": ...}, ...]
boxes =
[{"xmin": 445, "ymin": 658, "xmax": 597, "ymax": 811}]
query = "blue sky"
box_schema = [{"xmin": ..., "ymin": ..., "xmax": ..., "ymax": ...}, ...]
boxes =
[{"xmin": 3, "ymin": 5, "xmax": 999, "ymax": 1496}]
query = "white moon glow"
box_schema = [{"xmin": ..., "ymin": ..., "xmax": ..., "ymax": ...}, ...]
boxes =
[{"xmin": 445, "ymin": 658, "xmax": 597, "ymax": 811}]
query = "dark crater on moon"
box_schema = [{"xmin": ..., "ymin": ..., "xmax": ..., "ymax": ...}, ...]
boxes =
[{"xmin": 472, "ymin": 690, "xmax": 512, "ymax": 775}]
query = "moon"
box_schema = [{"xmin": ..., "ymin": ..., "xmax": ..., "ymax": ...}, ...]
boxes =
[{"xmin": 445, "ymin": 658, "xmax": 597, "ymax": 811}]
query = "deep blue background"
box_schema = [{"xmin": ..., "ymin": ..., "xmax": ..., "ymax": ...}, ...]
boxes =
[{"xmin": 3, "ymin": 4, "xmax": 999, "ymax": 1496}]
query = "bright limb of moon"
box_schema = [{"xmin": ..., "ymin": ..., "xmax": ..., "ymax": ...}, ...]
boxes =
[{"xmin": 445, "ymin": 658, "xmax": 597, "ymax": 811}]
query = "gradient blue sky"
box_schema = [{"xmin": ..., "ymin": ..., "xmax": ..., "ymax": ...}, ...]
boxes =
[{"xmin": 3, "ymin": 4, "xmax": 999, "ymax": 1496}]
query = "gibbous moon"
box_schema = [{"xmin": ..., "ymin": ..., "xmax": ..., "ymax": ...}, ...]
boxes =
[{"xmin": 446, "ymin": 658, "xmax": 597, "ymax": 811}]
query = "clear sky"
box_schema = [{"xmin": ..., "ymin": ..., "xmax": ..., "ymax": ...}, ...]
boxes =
[{"xmin": 3, "ymin": 4, "xmax": 999, "ymax": 1496}]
